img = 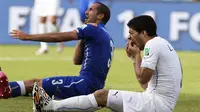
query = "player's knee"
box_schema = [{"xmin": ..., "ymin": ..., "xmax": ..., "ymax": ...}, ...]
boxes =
[
  {"xmin": 93, "ymin": 89, "xmax": 109, "ymax": 107},
  {"xmin": 24, "ymin": 79, "xmax": 42, "ymax": 93},
  {"xmin": 50, "ymin": 16, "xmax": 57, "ymax": 24},
  {"xmin": 40, "ymin": 17, "xmax": 47, "ymax": 23}
]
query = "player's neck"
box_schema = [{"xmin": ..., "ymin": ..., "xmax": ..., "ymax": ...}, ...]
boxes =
[
  {"xmin": 144, "ymin": 36, "xmax": 154, "ymax": 44},
  {"xmin": 96, "ymin": 20, "xmax": 103, "ymax": 25}
]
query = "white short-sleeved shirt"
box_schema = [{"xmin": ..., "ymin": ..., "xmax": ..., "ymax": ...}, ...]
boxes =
[{"xmin": 141, "ymin": 36, "xmax": 182, "ymax": 110}]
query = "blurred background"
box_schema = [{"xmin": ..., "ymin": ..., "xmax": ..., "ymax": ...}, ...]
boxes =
[
  {"xmin": 0, "ymin": 0, "xmax": 200, "ymax": 112},
  {"xmin": 1, "ymin": 0, "xmax": 200, "ymax": 50}
]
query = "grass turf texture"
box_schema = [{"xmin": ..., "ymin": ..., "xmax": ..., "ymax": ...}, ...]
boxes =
[{"xmin": 0, "ymin": 45, "xmax": 200, "ymax": 112}]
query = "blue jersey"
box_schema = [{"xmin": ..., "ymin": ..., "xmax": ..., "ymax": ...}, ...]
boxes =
[
  {"xmin": 79, "ymin": 0, "xmax": 99, "ymax": 22},
  {"xmin": 42, "ymin": 23, "xmax": 114, "ymax": 99},
  {"xmin": 76, "ymin": 23, "xmax": 114, "ymax": 87}
]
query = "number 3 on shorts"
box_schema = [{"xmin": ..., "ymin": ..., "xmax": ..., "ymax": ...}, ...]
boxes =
[{"xmin": 52, "ymin": 79, "xmax": 63, "ymax": 85}]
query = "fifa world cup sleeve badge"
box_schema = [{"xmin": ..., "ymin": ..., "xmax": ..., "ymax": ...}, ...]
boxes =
[{"xmin": 144, "ymin": 48, "xmax": 150, "ymax": 56}]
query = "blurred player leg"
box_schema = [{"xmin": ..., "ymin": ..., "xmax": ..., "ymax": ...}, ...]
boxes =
[
  {"xmin": 34, "ymin": 0, "xmax": 48, "ymax": 55},
  {"xmin": 35, "ymin": 16, "xmax": 48, "ymax": 55},
  {"xmin": 49, "ymin": 15, "xmax": 64, "ymax": 53},
  {"xmin": 49, "ymin": 0, "xmax": 64, "ymax": 53},
  {"xmin": 35, "ymin": 0, "xmax": 62, "ymax": 55}
]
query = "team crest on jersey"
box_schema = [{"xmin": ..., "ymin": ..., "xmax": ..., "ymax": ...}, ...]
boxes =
[{"xmin": 144, "ymin": 48, "xmax": 150, "ymax": 56}]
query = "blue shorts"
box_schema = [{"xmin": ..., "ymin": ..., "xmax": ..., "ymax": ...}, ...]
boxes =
[
  {"xmin": 42, "ymin": 76, "xmax": 101, "ymax": 99},
  {"xmin": 79, "ymin": 0, "xmax": 99, "ymax": 22}
]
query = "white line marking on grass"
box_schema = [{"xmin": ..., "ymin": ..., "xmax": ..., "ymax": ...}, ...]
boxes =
[{"xmin": 0, "ymin": 57, "xmax": 72, "ymax": 61}]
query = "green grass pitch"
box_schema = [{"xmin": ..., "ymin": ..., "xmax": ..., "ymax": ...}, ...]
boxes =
[{"xmin": 0, "ymin": 45, "xmax": 200, "ymax": 112}]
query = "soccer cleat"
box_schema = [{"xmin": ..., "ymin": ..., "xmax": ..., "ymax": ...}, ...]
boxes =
[
  {"xmin": 33, "ymin": 82, "xmax": 53, "ymax": 112},
  {"xmin": 35, "ymin": 48, "xmax": 48, "ymax": 55},
  {"xmin": 0, "ymin": 68, "xmax": 11, "ymax": 99}
]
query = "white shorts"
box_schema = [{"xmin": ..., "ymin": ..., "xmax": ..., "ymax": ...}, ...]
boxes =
[
  {"xmin": 34, "ymin": 0, "xmax": 60, "ymax": 16},
  {"xmin": 107, "ymin": 90, "xmax": 172, "ymax": 112}
]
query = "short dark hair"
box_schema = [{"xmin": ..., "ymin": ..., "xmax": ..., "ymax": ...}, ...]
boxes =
[
  {"xmin": 95, "ymin": 2, "xmax": 111, "ymax": 25},
  {"xmin": 127, "ymin": 15, "xmax": 157, "ymax": 37}
]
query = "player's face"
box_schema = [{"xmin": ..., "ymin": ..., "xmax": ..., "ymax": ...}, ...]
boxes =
[
  {"xmin": 129, "ymin": 28, "xmax": 145, "ymax": 50},
  {"xmin": 84, "ymin": 3, "xmax": 99, "ymax": 24}
]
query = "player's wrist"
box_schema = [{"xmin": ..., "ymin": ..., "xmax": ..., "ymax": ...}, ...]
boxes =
[
  {"xmin": 26, "ymin": 34, "xmax": 31, "ymax": 40},
  {"xmin": 135, "ymin": 53, "xmax": 141, "ymax": 58},
  {"xmin": 129, "ymin": 56, "xmax": 135, "ymax": 63}
]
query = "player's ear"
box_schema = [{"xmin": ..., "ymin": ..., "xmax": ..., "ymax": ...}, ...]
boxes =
[
  {"xmin": 139, "ymin": 31, "xmax": 144, "ymax": 38},
  {"xmin": 143, "ymin": 31, "xmax": 148, "ymax": 36},
  {"xmin": 140, "ymin": 31, "xmax": 147, "ymax": 38},
  {"xmin": 97, "ymin": 13, "xmax": 104, "ymax": 20}
]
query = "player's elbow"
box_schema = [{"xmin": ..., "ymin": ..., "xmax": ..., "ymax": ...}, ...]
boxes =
[
  {"xmin": 73, "ymin": 59, "xmax": 82, "ymax": 65},
  {"xmin": 138, "ymin": 78, "xmax": 149, "ymax": 85}
]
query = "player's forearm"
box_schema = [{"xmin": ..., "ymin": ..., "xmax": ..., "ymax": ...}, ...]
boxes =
[
  {"xmin": 28, "ymin": 31, "xmax": 78, "ymax": 42},
  {"xmin": 134, "ymin": 53, "xmax": 142, "ymax": 79},
  {"xmin": 134, "ymin": 53, "xmax": 148, "ymax": 90},
  {"xmin": 73, "ymin": 40, "xmax": 84, "ymax": 65}
]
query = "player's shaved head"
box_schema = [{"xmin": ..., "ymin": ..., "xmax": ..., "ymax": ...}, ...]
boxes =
[
  {"xmin": 127, "ymin": 15, "xmax": 157, "ymax": 37},
  {"xmin": 95, "ymin": 2, "xmax": 110, "ymax": 25}
]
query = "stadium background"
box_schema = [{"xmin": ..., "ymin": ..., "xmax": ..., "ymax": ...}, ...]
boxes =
[{"xmin": 0, "ymin": 0, "xmax": 200, "ymax": 112}]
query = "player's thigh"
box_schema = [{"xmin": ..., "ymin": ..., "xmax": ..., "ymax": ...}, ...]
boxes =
[
  {"xmin": 42, "ymin": 76, "xmax": 91, "ymax": 98},
  {"xmin": 122, "ymin": 91, "xmax": 154, "ymax": 112}
]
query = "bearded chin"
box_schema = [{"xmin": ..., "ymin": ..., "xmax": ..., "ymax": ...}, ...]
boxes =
[{"xmin": 84, "ymin": 20, "xmax": 88, "ymax": 24}]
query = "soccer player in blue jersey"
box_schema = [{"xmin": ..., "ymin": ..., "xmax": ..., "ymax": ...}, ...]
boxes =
[{"xmin": 7, "ymin": 2, "xmax": 113, "ymax": 100}]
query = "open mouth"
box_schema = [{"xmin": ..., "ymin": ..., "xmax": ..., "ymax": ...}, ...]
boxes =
[
  {"xmin": 84, "ymin": 16, "xmax": 89, "ymax": 23},
  {"xmin": 85, "ymin": 15, "xmax": 89, "ymax": 20}
]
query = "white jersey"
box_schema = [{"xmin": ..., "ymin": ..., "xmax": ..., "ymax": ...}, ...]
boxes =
[{"xmin": 141, "ymin": 36, "xmax": 182, "ymax": 110}]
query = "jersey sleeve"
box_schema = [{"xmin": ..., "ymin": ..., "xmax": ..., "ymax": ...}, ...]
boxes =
[
  {"xmin": 141, "ymin": 43, "xmax": 160, "ymax": 70},
  {"xmin": 76, "ymin": 24, "xmax": 98, "ymax": 40}
]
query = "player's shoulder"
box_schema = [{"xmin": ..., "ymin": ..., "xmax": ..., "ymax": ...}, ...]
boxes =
[
  {"xmin": 79, "ymin": 23, "xmax": 98, "ymax": 30},
  {"xmin": 146, "ymin": 37, "xmax": 165, "ymax": 47},
  {"xmin": 82, "ymin": 23, "xmax": 98, "ymax": 28},
  {"xmin": 145, "ymin": 37, "xmax": 165, "ymax": 52}
]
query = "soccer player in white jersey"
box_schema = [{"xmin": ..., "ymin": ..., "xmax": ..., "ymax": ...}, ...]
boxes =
[
  {"xmin": 34, "ymin": 0, "xmax": 64, "ymax": 55},
  {"xmin": 32, "ymin": 15, "xmax": 183, "ymax": 112}
]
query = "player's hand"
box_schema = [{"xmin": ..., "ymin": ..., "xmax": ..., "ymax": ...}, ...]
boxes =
[
  {"xmin": 127, "ymin": 40, "xmax": 140, "ymax": 58},
  {"xmin": 126, "ymin": 39, "xmax": 132, "ymax": 58},
  {"xmin": 10, "ymin": 30, "xmax": 30, "ymax": 40}
]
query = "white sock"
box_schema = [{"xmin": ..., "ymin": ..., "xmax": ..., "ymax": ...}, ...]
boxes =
[
  {"xmin": 107, "ymin": 90, "xmax": 123, "ymax": 112},
  {"xmin": 51, "ymin": 94, "xmax": 100, "ymax": 112},
  {"xmin": 38, "ymin": 23, "xmax": 48, "ymax": 50},
  {"xmin": 16, "ymin": 81, "xmax": 26, "ymax": 95}
]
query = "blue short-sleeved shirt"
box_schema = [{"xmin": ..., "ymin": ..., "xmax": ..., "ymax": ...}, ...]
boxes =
[
  {"xmin": 76, "ymin": 23, "xmax": 114, "ymax": 86},
  {"xmin": 42, "ymin": 23, "xmax": 114, "ymax": 99}
]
